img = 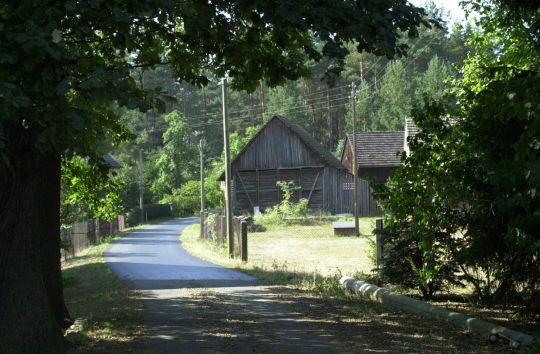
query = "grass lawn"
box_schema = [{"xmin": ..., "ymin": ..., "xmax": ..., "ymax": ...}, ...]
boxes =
[
  {"xmin": 182, "ymin": 217, "xmax": 378, "ymax": 293},
  {"xmin": 62, "ymin": 230, "xmax": 150, "ymax": 353},
  {"xmin": 247, "ymin": 219, "xmax": 377, "ymax": 277}
]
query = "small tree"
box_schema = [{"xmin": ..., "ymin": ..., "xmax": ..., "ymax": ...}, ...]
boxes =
[
  {"xmin": 151, "ymin": 111, "xmax": 198, "ymax": 199},
  {"xmin": 261, "ymin": 181, "xmax": 309, "ymax": 225},
  {"xmin": 373, "ymin": 101, "xmax": 463, "ymax": 300}
]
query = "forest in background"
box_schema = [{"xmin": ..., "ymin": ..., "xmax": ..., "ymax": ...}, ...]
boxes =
[{"xmin": 61, "ymin": 2, "xmax": 471, "ymax": 222}]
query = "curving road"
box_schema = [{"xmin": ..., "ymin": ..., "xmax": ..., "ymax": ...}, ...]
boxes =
[
  {"xmin": 104, "ymin": 218, "xmax": 342, "ymax": 354},
  {"xmin": 104, "ymin": 218, "xmax": 255, "ymax": 288}
]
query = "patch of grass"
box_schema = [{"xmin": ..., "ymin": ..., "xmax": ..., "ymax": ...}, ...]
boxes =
[
  {"xmin": 62, "ymin": 232, "xmax": 145, "ymax": 353},
  {"xmin": 181, "ymin": 218, "xmax": 376, "ymax": 297}
]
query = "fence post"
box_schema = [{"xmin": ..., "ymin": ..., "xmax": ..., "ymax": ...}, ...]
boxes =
[
  {"xmin": 375, "ymin": 219, "xmax": 383, "ymax": 268},
  {"xmin": 241, "ymin": 221, "xmax": 248, "ymax": 262},
  {"xmin": 220, "ymin": 215, "xmax": 226, "ymax": 244},
  {"xmin": 215, "ymin": 215, "xmax": 220, "ymax": 242},
  {"xmin": 234, "ymin": 218, "xmax": 240, "ymax": 255},
  {"xmin": 89, "ymin": 219, "xmax": 96, "ymax": 245},
  {"xmin": 208, "ymin": 212, "xmax": 213, "ymax": 240},
  {"xmin": 203, "ymin": 212, "xmax": 208, "ymax": 239},
  {"xmin": 200, "ymin": 209, "xmax": 205, "ymax": 239}
]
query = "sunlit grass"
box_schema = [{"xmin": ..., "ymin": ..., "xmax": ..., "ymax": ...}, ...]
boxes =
[
  {"xmin": 248, "ymin": 221, "xmax": 376, "ymax": 277},
  {"xmin": 181, "ymin": 218, "xmax": 377, "ymax": 296}
]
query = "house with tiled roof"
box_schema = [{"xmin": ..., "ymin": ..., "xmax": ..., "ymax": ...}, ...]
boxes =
[
  {"xmin": 341, "ymin": 131, "xmax": 404, "ymax": 183},
  {"xmin": 340, "ymin": 126, "xmax": 411, "ymax": 216}
]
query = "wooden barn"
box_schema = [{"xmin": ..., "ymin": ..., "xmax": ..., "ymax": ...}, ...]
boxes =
[
  {"xmin": 341, "ymin": 131, "xmax": 404, "ymax": 215},
  {"xmin": 221, "ymin": 115, "xmax": 352, "ymax": 214}
]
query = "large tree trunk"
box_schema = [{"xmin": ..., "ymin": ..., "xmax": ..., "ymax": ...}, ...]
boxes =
[
  {"xmin": 37, "ymin": 151, "xmax": 73, "ymax": 330},
  {"xmin": 0, "ymin": 122, "xmax": 67, "ymax": 353}
]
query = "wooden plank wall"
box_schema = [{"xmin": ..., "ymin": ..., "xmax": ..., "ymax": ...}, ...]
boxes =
[
  {"xmin": 234, "ymin": 167, "xmax": 325, "ymax": 213},
  {"xmin": 340, "ymin": 174, "xmax": 382, "ymax": 216},
  {"xmin": 233, "ymin": 167, "xmax": 382, "ymax": 216}
]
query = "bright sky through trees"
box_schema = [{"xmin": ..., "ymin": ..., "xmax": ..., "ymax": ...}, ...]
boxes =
[{"xmin": 410, "ymin": 0, "xmax": 466, "ymax": 23}]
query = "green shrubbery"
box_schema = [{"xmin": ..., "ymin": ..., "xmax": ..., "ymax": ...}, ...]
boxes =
[
  {"xmin": 373, "ymin": 2, "xmax": 540, "ymax": 316},
  {"xmin": 125, "ymin": 203, "xmax": 172, "ymax": 226},
  {"xmin": 256, "ymin": 181, "xmax": 309, "ymax": 228},
  {"xmin": 167, "ymin": 180, "xmax": 200, "ymax": 216},
  {"xmin": 163, "ymin": 178, "xmax": 223, "ymax": 216}
]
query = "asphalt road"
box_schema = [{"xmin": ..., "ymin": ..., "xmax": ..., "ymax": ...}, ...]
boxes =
[
  {"xmin": 104, "ymin": 218, "xmax": 341, "ymax": 354},
  {"xmin": 104, "ymin": 218, "xmax": 255, "ymax": 288}
]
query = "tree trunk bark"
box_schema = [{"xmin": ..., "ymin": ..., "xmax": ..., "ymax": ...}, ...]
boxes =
[
  {"xmin": 37, "ymin": 151, "xmax": 73, "ymax": 329},
  {"xmin": 0, "ymin": 122, "xmax": 67, "ymax": 353}
]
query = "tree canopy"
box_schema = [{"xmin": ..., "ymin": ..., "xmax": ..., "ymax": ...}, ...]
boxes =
[
  {"xmin": 375, "ymin": 0, "xmax": 540, "ymax": 313},
  {"xmin": 0, "ymin": 1, "xmax": 433, "ymax": 351}
]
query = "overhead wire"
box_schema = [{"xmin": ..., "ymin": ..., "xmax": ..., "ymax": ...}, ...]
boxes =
[
  {"xmin": 173, "ymin": 81, "xmax": 356, "ymax": 124},
  {"xmin": 150, "ymin": 34, "xmax": 442, "ymax": 134},
  {"xmin": 149, "ymin": 96, "xmax": 353, "ymax": 134}
]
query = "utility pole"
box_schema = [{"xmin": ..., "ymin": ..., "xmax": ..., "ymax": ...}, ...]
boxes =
[
  {"xmin": 222, "ymin": 77, "xmax": 234, "ymax": 258},
  {"xmin": 259, "ymin": 80, "xmax": 265, "ymax": 121},
  {"xmin": 138, "ymin": 149, "xmax": 144, "ymax": 224},
  {"xmin": 351, "ymin": 82, "xmax": 360, "ymax": 237},
  {"xmin": 199, "ymin": 139, "xmax": 206, "ymax": 239},
  {"xmin": 360, "ymin": 59, "xmax": 367, "ymax": 131},
  {"xmin": 327, "ymin": 85, "xmax": 333, "ymax": 149}
]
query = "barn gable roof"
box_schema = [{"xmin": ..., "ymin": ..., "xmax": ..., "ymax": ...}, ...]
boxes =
[
  {"xmin": 345, "ymin": 131, "xmax": 404, "ymax": 168},
  {"xmin": 274, "ymin": 115, "xmax": 344, "ymax": 169},
  {"xmin": 220, "ymin": 115, "xmax": 344, "ymax": 180}
]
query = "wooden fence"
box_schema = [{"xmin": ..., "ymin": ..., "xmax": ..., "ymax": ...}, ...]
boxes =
[
  {"xmin": 200, "ymin": 211, "xmax": 248, "ymax": 261},
  {"xmin": 60, "ymin": 215, "xmax": 125, "ymax": 261}
]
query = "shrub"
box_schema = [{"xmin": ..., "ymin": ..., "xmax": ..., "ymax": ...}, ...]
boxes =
[
  {"xmin": 168, "ymin": 180, "xmax": 200, "ymax": 216},
  {"xmin": 165, "ymin": 179, "xmax": 223, "ymax": 217},
  {"xmin": 372, "ymin": 102, "xmax": 464, "ymax": 300},
  {"xmin": 126, "ymin": 203, "xmax": 172, "ymax": 226},
  {"xmin": 257, "ymin": 181, "xmax": 309, "ymax": 228}
]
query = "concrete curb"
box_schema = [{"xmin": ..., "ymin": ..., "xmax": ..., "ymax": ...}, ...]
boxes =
[{"xmin": 340, "ymin": 276, "xmax": 533, "ymax": 348}]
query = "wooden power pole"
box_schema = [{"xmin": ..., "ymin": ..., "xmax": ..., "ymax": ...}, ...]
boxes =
[
  {"xmin": 360, "ymin": 59, "xmax": 367, "ymax": 131},
  {"xmin": 199, "ymin": 139, "xmax": 206, "ymax": 238},
  {"xmin": 138, "ymin": 149, "xmax": 144, "ymax": 224},
  {"xmin": 259, "ymin": 80, "xmax": 265, "ymax": 121},
  {"xmin": 222, "ymin": 78, "xmax": 234, "ymax": 258},
  {"xmin": 351, "ymin": 82, "xmax": 360, "ymax": 237},
  {"xmin": 327, "ymin": 85, "xmax": 333, "ymax": 149}
]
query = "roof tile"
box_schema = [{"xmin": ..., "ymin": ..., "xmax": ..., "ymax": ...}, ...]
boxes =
[{"xmin": 347, "ymin": 131, "xmax": 404, "ymax": 167}]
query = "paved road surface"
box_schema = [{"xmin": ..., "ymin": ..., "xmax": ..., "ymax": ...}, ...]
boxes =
[
  {"xmin": 105, "ymin": 218, "xmax": 254, "ymax": 288},
  {"xmin": 104, "ymin": 218, "xmax": 342, "ymax": 353}
]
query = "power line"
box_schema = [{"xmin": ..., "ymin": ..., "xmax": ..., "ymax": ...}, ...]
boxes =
[
  {"xmin": 148, "ymin": 35, "xmax": 443, "ymax": 135},
  {"xmin": 145, "ymin": 90, "xmax": 353, "ymax": 132},
  {"xmin": 175, "ymin": 82, "xmax": 354, "ymax": 123}
]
